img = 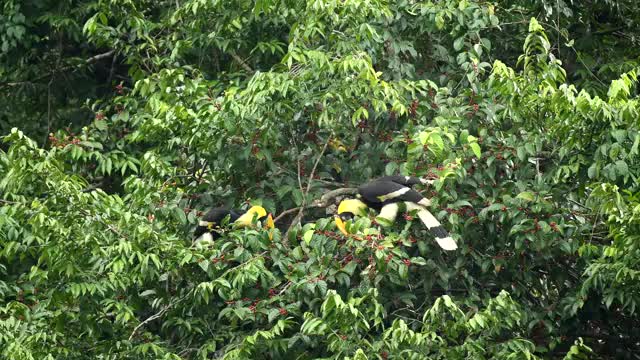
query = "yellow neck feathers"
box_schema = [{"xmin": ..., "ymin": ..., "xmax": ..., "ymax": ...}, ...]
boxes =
[
  {"xmin": 235, "ymin": 206, "xmax": 268, "ymax": 227},
  {"xmin": 337, "ymin": 199, "xmax": 368, "ymax": 215}
]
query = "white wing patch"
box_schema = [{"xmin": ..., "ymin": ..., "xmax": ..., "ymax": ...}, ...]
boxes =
[
  {"xmin": 419, "ymin": 178, "xmax": 435, "ymax": 185},
  {"xmin": 378, "ymin": 203, "xmax": 400, "ymax": 222},
  {"xmin": 418, "ymin": 198, "xmax": 431, "ymax": 207},
  {"xmin": 377, "ymin": 187, "xmax": 410, "ymax": 202},
  {"xmin": 435, "ymin": 236, "xmax": 458, "ymax": 250},
  {"xmin": 195, "ymin": 232, "xmax": 214, "ymax": 244}
]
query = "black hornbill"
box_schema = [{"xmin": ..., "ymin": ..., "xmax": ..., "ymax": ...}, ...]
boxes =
[
  {"xmin": 335, "ymin": 175, "xmax": 458, "ymax": 250},
  {"xmin": 193, "ymin": 205, "xmax": 274, "ymax": 242}
]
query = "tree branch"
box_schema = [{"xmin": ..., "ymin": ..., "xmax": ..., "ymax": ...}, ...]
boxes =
[
  {"xmin": 228, "ymin": 51, "xmax": 253, "ymax": 73},
  {"xmin": 129, "ymin": 303, "xmax": 172, "ymax": 341},
  {"xmin": 284, "ymin": 138, "xmax": 331, "ymax": 239},
  {"xmin": 1, "ymin": 50, "xmax": 116, "ymax": 90},
  {"xmin": 273, "ymin": 187, "xmax": 359, "ymax": 224}
]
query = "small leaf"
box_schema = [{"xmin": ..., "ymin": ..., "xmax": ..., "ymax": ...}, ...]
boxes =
[
  {"xmin": 516, "ymin": 191, "xmax": 535, "ymax": 201},
  {"xmin": 615, "ymin": 160, "xmax": 629, "ymax": 176},
  {"xmin": 385, "ymin": 162, "xmax": 398, "ymax": 176},
  {"xmin": 430, "ymin": 133, "xmax": 444, "ymax": 149},
  {"xmin": 303, "ymin": 229, "xmax": 314, "ymax": 245},
  {"xmin": 470, "ymin": 143, "xmax": 481, "ymax": 158},
  {"xmin": 454, "ymin": 36, "xmax": 465, "ymax": 51},
  {"xmin": 292, "ymin": 189, "xmax": 303, "ymax": 206}
]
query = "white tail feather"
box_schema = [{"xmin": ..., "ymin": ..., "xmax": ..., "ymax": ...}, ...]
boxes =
[
  {"xmin": 435, "ymin": 236, "xmax": 458, "ymax": 251},
  {"xmin": 195, "ymin": 232, "xmax": 214, "ymax": 245},
  {"xmin": 378, "ymin": 203, "xmax": 400, "ymax": 222},
  {"xmin": 405, "ymin": 202, "xmax": 458, "ymax": 251}
]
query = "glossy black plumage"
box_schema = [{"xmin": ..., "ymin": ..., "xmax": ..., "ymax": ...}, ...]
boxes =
[
  {"xmin": 340, "ymin": 175, "xmax": 457, "ymax": 250},
  {"xmin": 357, "ymin": 176, "xmax": 429, "ymax": 210},
  {"xmin": 193, "ymin": 207, "xmax": 241, "ymax": 240}
]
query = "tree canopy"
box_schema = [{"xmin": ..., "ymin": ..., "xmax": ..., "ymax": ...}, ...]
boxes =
[{"xmin": 1, "ymin": 0, "xmax": 639, "ymax": 359}]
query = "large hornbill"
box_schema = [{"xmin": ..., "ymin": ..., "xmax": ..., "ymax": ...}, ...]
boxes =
[
  {"xmin": 194, "ymin": 205, "xmax": 274, "ymax": 242},
  {"xmin": 334, "ymin": 176, "xmax": 458, "ymax": 250}
]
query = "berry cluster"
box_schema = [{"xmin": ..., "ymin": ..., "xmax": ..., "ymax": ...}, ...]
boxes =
[{"xmin": 48, "ymin": 132, "xmax": 81, "ymax": 148}]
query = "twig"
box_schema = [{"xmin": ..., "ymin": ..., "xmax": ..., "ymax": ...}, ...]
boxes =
[
  {"xmin": 273, "ymin": 207, "xmax": 302, "ymax": 223},
  {"xmin": 296, "ymin": 158, "xmax": 303, "ymax": 195},
  {"xmin": 273, "ymin": 187, "xmax": 359, "ymax": 223},
  {"xmin": 304, "ymin": 139, "xmax": 330, "ymax": 202},
  {"xmin": 567, "ymin": 198, "xmax": 591, "ymax": 211},
  {"xmin": 1, "ymin": 50, "xmax": 115, "ymax": 90},
  {"xmin": 273, "ymin": 163, "xmax": 344, "ymax": 186},
  {"xmin": 278, "ymin": 281, "xmax": 292, "ymax": 295},
  {"xmin": 107, "ymin": 50, "xmax": 118, "ymax": 87},
  {"xmin": 285, "ymin": 138, "xmax": 331, "ymax": 238},
  {"xmin": 45, "ymin": 77, "xmax": 53, "ymax": 145},
  {"xmin": 0, "ymin": 199, "xmax": 21, "ymax": 205},
  {"xmin": 129, "ymin": 303, "xmax": 172, "ymax": 341}
]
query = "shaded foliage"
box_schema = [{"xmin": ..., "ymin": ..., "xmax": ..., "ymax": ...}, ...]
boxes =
[{"xmin": 1, "ymin": 0, "xmax": 639, "ymax": 359}]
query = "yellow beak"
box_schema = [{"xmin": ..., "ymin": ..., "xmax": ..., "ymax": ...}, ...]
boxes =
[
  {"xmin": 265, "ymin": 213, "xmax": 275, "ymax": 229},
  {"xmin": 334, "ymin": 216, "xmax": 349, "ymax": 236},
  {"xmin": 266, "ymin": 213, "xmax": 275, "ymax": 241}
]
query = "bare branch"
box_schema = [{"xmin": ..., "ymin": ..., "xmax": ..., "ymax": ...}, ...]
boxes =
[
  {"xmin": 314, "ymin": 187, "xmax": 359, "ymax": 207},
  {"xmin": 228, "ymin": 51, "xmax": 254, "ymax": 73},
  {"xmin": 273, "ymin": 207, "xmax": 302, "ymax": 223},
  {"xmin": 273, "ymin": 187, "xmax": 358, "ymax": 224},
  {"xmin": 1, "ymin": 50, "xmax": 116, "ymax": 90},
  {"xmin": 285, "ymin": 138, "xmax": 331, "ymax": 237},
  {"xmin": 129, "ymin": 303, "xmax": 172, "ymax": 341},
  {"xmin": 107, "ymin": 51, "xmax": 118, "ymax": 87}
]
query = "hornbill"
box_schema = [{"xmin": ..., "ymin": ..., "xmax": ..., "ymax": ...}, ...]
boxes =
[
  {"xmin": 194, "ymin": 205, "xmax": 274, "ymax": 242},
  {"xmin": 334, "ymin": 176, "xmax": 458, "ymax": 250}
]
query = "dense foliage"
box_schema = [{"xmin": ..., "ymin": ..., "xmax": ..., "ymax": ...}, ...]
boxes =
[{"xmin": 1, "ymin": 0, "xmax": 639, "ymax": 359}]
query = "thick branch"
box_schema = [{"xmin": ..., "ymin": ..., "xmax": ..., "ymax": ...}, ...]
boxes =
[
  {"xmin": 1, "ymin": 50, "xmax": 116, "ymax": 90},
  {"xmin": 314, "ymin": 187, "xmax": 359, "ymax": 207},
  {"xmin": 228, "ymin": 51, "xmax": 254, "ymax": 73},
  {"xmin": 273, "ymin": 187, "xmax": 358, "ymax": 224}
]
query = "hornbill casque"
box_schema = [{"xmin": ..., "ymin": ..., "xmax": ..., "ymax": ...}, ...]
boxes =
[
  {"xmin": 334, "ymin": 175, "xmax": 458, "ymax": 251},
  {"xmin": 193, "ymin": 205, "xmax": 274, "ymax": 242}
]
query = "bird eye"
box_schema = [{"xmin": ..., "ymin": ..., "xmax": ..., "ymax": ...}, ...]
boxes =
[{"xmin": 340, "ymin": 213, "xmax": 354, "ymax": 221}]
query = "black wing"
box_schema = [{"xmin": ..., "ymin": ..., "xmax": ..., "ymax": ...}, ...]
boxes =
[
  {"xmin": 193, "ymin": 207, "xmax": 240, "ymax": 239},
  {"xmin": 375, "ymin": 175, "xmax": 425, "ymax": 187},
  {"xmin": 201, "ymin": 208, "xmax": 240, "ymax": 223},
  {"xmin": 358, "ymin": 180, "xmax": 426, "ymax": 208}
]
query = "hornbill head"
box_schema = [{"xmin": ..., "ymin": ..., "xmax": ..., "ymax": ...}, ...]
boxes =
[
  {"xmin": 334, "ymin": 199, "xmax": 368, "ymax": 236},
  {"xmin": 236, "ymin": 205, "xmax": 272, "ymax": 228}
]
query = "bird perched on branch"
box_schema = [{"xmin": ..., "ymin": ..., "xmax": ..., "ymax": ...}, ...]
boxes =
[
  {"xmin": 334, "ymin": 175, "xmax": 458, "ymax": 250},
  {"xmin": 194, "ymin": 205, "xmax": 274, "ymax": 242}
]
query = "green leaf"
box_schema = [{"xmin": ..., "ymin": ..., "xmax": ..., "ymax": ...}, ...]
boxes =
[
  {"xmin": 587, "ymin": 163, "xmax": 597, "ymax": 179},
  {"xmin": 342, "ymin": 261, "xmax": 357, "ymax": 276},
  {"xmin": 516, "ymin": 191, "xmax": 535, "ymax": 201},
  {"xmin": 454, "ymin": 36, "xmax": 465, "ymax": 51},
  {"xmin": 303, "ymin": 229, "xmax": 314, "ymax": 245},
  {"xmin": 198, "ymin": 259, "xmax": 209, "ymax": 272},
  {"xmin": 385, "ymin": 162, "xmax": 398, "ymax": 176},
  {"xmin": 430, "ymin": 133, "xmax": 444, "ymax": 149},
  {"xmin": 615, "ymin": 160, "xmax": 628, "ymax": 176},
  {"xmin": 470, "ymin": 142, "xmax": 481, "ymax": 158},
  {"xmin": 292, "ymin": 189, "xmax": 304, "ymax": 206},
  {"xmin": 174, "ymin": 207, "xmax": 187, "ymax": 224}
]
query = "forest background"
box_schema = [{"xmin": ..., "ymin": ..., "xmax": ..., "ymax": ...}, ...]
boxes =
[{"xmin": 1, "ymin": 0, "xmax": 640, "ymax": 359}]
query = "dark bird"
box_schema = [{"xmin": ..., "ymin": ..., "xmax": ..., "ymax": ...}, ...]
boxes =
[
  {"xmin": 335, "ymin": 175, "xmax": 457, "ymax": 250},
  {"xmin": 194, "ymin": 205, "xmax": 274, "ymax": 242}
]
